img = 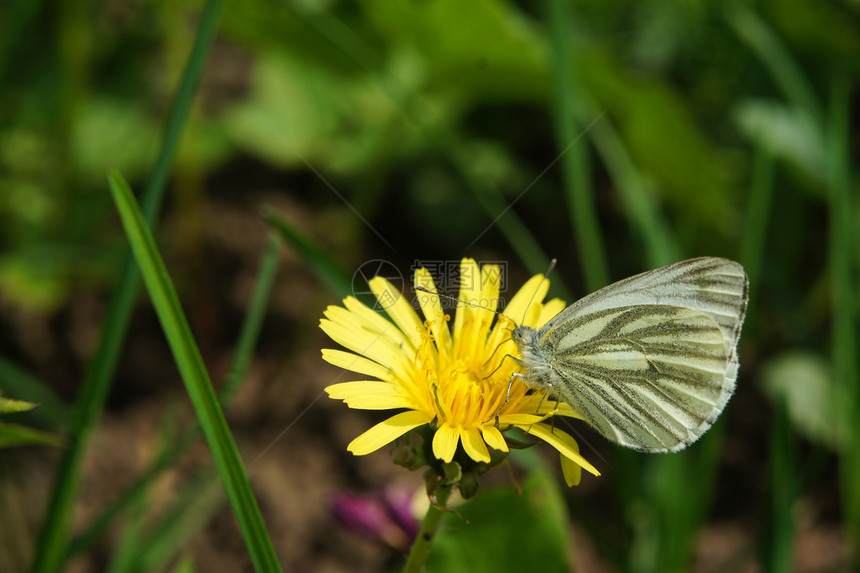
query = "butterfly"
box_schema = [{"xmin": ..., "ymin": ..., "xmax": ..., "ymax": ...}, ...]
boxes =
[{"xmin": 511, "ymin": 257, "xmax": 748, "ymax": 453}]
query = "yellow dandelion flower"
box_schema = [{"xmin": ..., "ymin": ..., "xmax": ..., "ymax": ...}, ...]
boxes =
[{"xmin": 321, "ymin": 258, "xmax": 600, "ymax": 486}]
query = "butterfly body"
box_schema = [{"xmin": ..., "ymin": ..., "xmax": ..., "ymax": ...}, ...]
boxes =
[{"xmin": 511, "ymin": 257, "xmax": 748, "ymax": 453}]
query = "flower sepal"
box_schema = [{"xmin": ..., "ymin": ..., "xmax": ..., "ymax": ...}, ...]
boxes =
[
  {"xmin": 392, "ymin": 428, "xmax": 430, "ymax": 471},
  {"xmin": 502, "ymin": 428, "xmax": 540, "ymax": 450},
  {"xmin": 457, "ymin": 471, "xmax": 480, "ymax": 500},
  {"xmin": 439, "ymin": 461, "xmax": 462, "ymax": 485},
  {"xmin": 393, "ymin": 425, "xmax": 504, "ymax": 499}
]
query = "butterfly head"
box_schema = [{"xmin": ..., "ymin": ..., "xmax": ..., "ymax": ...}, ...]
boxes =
[
  {"xmin": 510, "ymin": 325, "xmax": 537, "ymax": 347},
  {"xmin": 510, "ymin": 325, "xmax": 554, "ymax": 391}
]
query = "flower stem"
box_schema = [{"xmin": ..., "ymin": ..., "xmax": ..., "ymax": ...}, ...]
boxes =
[{"xmin": 402, "ymin": 484, "xmax": 453, "ymax": 573}]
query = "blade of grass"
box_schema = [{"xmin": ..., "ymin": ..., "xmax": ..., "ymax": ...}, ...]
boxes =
[
  {"xmin": 547, "ymin": 0, "xmax": 609, "ymax": 292},
  {"xmin": 31, "ymin": 2, "xmax": 224, "ymax": 570},
  {"xmin": 737, "ymin": 138, "xmax": 792, "ymax": 571},
  {"xmin": 107, "ymin": 404, "xmax": 210, "ymax": 573},
  {"xmin": 64, "ymin": 427, "xmax": 198, "ymax": 561},
  {"xmin": 763, "ymin": 398, "xmax": 796, "ymax": 572},
  {"xmin": 171, "ymin": 555, "xmax": 196, "ymax": 573},
  {"xmin": 586, "ymin": 112, "xmax": 679, "ymax": 267},
  {"xmin": 262, "ymin": 206, "xmax": 352, "ymax": 301},
  {"xmin": 0, "ymin": 422, "xmax": 65, "ymax": 449},
  {"xmin": 105, "ymin": 472, "xmax": 152, "ymax": 573},
  {"xmin": 0, "ymin": 356, "xmax": 70, "ymax": 430},
  {"xmin": 108, "ymin": 168, "xmax": 281, "ymax": 572},
  {"xmin": 740, "ymin": 145, "xmax": 775, "ymax": 290},
  {"xmin": 451, "ymin": 145, "xmax": 564, "ymax": 293},
  {"xmin": 732, "ymin": 14, "xmax": 798, "ymax": 573},
  {"xmin": 727, "ymin": 4, "xmax": 822, "ymax": 123},
  {"xmin": 220, "ymin": 233, "xmax": 281, "ymax": 404},
  {"xmin": 625, "ymin": 441, "xmax": 719, "ymax": 573},
  {"xmin": 66, "ymin": 232, "xmax": 282, "ymax": 562},
  {"xmin": 135, "ymin": 466, "xmax": 224, "ymax": 573},
  {"xmin": 827, "ymin": 78, "xmax": 859, "ymax": 553}
]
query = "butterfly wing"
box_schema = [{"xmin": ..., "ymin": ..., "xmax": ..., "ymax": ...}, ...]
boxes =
[
  {"xmin": 543, "ymin": 257, "xmax": 748, "ymax": 349},
  {"xmin": 536, "ymin": 258, "xmax": 748, "ymax": 452},
  {"xmin": 539, "ymin": 305, "xmax": 733, "ymax": 451}
]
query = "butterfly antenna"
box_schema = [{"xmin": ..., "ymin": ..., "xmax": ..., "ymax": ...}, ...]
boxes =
[
  {"xmin": 416, "ymin": 285, "xmax": 519, "ymax": 373},
  {"xmin": 414, "ymin": 285, "xmax": 508, "ymax": 320}
]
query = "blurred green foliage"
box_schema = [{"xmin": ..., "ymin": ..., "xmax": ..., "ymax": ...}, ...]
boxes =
[
  {"xmin": 0, "ymin": 394, "xmax": 64, "ymax": 448},
  {"xmin": 1, "ymin": 0, "xmax": 859, "ymax": 571}
]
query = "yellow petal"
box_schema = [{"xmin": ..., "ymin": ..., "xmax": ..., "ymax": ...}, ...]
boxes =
[
  {"xmin": 480, "ymin": 263, "xmax": 502, "ymax": 303},
  {"xmin": 460, "ymin": 427, "xmax": 491, "ymax": 463},
  {"xmin": 321, "ymin": 349, "xmax": 392, "ymax": 381},
  {"xmin": 451, "ymin": 259, "xmax": 499, "ymax": 347},
  {"xmin": 432, "ymin": 423, "xmax": 459, "ymax": 463},
  {"xmin": 548, "ymin": 403, "xmax": 584, "ymax": 420},
  {"xmin": 481, "ymin": 425, "xmax": 509, "ymax": 452},
  {"xmin": 325, "ymin": 382, "xmax": 414, "ymax": 410},
  {"xmin": 319, "ymin": 318, "xmax": 411, "ymax": 378},
  {"xmin": 497, "ymin": 413, "xmax": 546, "ymax": 426},
  {"xmin": 518, "ymin": 423, "xmax": 600, "ymax": 477},
  {"xmin": 414, "ymin": 268, "xmax": 452, "ymax": 353},
  {"xmin": 342, "ymin": 396, "xmax": 414, "ymax": 410},
  {"xmin": 369, "ymin": 277, "xmax": 423, "ymax": 350},
  {"xmin": 538, "ymin": 298, "xmax": 566, "ymax": 327},
  {"xmin": 453, "ymin": 259, "xmax": 480, "ymax": 340},
  {"xmin": 343, "ymin": 296, "xmax": 414, "ymax": 352},
  {"xmin": 347, "ymin": 411, "xmax": 433, "ymax": 455},
  {"xmin": 326, "ymin": 380, "xmax": 392, "ymax": 394},
  {"xmin": 459, "ymin": 259, "xmax": 481, "ymax": 300},
  {"xmin": 520, "ymin": 395, "xmax": 586, "ymax": 420},
  {"xmin": 561, "ymin": 453, "xmax": 582, "ymax": 487},
  {"xmin": 503, "ymin": 274, "xmax": 549, "ymax": 326},
  {"xmin": 322, "ymin": 305, "xmax": 402, "ymax": 351}
]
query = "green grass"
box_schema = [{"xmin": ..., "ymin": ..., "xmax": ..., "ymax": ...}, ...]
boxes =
[
  {"xmin": 827, "ymin": 78, "xmax": 859, "ymax": 551},
  {"xmin": 548, "ymin": 0, "xmax": 609, "ymax": 292},
  {"xmin": 30, "ymin": 2, "xmax": 225, "ymax": 570},
  {"xmin": 64, "ymin": 234, "xmax": 281, "ymax": 564},
  {"xmin": 107, "ymin": 168, "xmax": 281, "ymax": 572}
]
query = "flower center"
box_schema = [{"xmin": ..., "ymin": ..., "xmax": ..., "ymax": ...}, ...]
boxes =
[{"xmin": 413, "ymin": 319, "xmax": 532, "ymax": 429}]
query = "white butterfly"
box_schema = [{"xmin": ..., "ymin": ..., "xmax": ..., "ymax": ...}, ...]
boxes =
[{"xmin": 511, "ymin": 257, "xmax": 748, "ymax": 453}]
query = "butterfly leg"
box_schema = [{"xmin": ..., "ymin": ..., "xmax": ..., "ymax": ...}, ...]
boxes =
[
  {"xmin": 481, "ymin": 352, "xmax": 521, "ymax": 381},
  {"xmin": 483, "ymin": 369, "xmax": 524, "ymax": 423}
]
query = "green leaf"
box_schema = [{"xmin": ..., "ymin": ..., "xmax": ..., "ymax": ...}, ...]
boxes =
[
  {"xmin": 760, "ymin": 350, "xmax": 840, "ymax": 449},
  {"xmin": 171, "ymin": 555, "xmax": 198, "ymax": 573},
  {"xmin": 0, "ymin": 356, "xmax": 70, "ymax": 429},
  {"xmin": 733, "ymin": 99, "xmax": 826, "ymax": 182},
  {"xmin": 72, "ymin": 98, "xmax": 160, "ymax": 185},
  {"xmin": 427, "ymin": 470, "xmax": 570, "ymax": 573},
  {"xmin": 579, "ymin": 49, "xmax": 740, "ymax": 238},
  {"xmin": 0, "ymin": 394, "xmax": 64, "ymax": 448},
  {"xmin": 366, "ymin": 0, "xmax": 546, "ymax": 104},
  {"xmin": 0, "ymin": 395, "xmax": 37, "ymax": 414},
  {"xmin": 263, "ymin": 205, "xmax": 352, "ymax": 300},
  {"xmin": 107, "ymin": 167, "xmax": 282, "ymax": 573},
  {"xmin": 0, "ymin": 421, "xmax": 65, "ymax": 449}
]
